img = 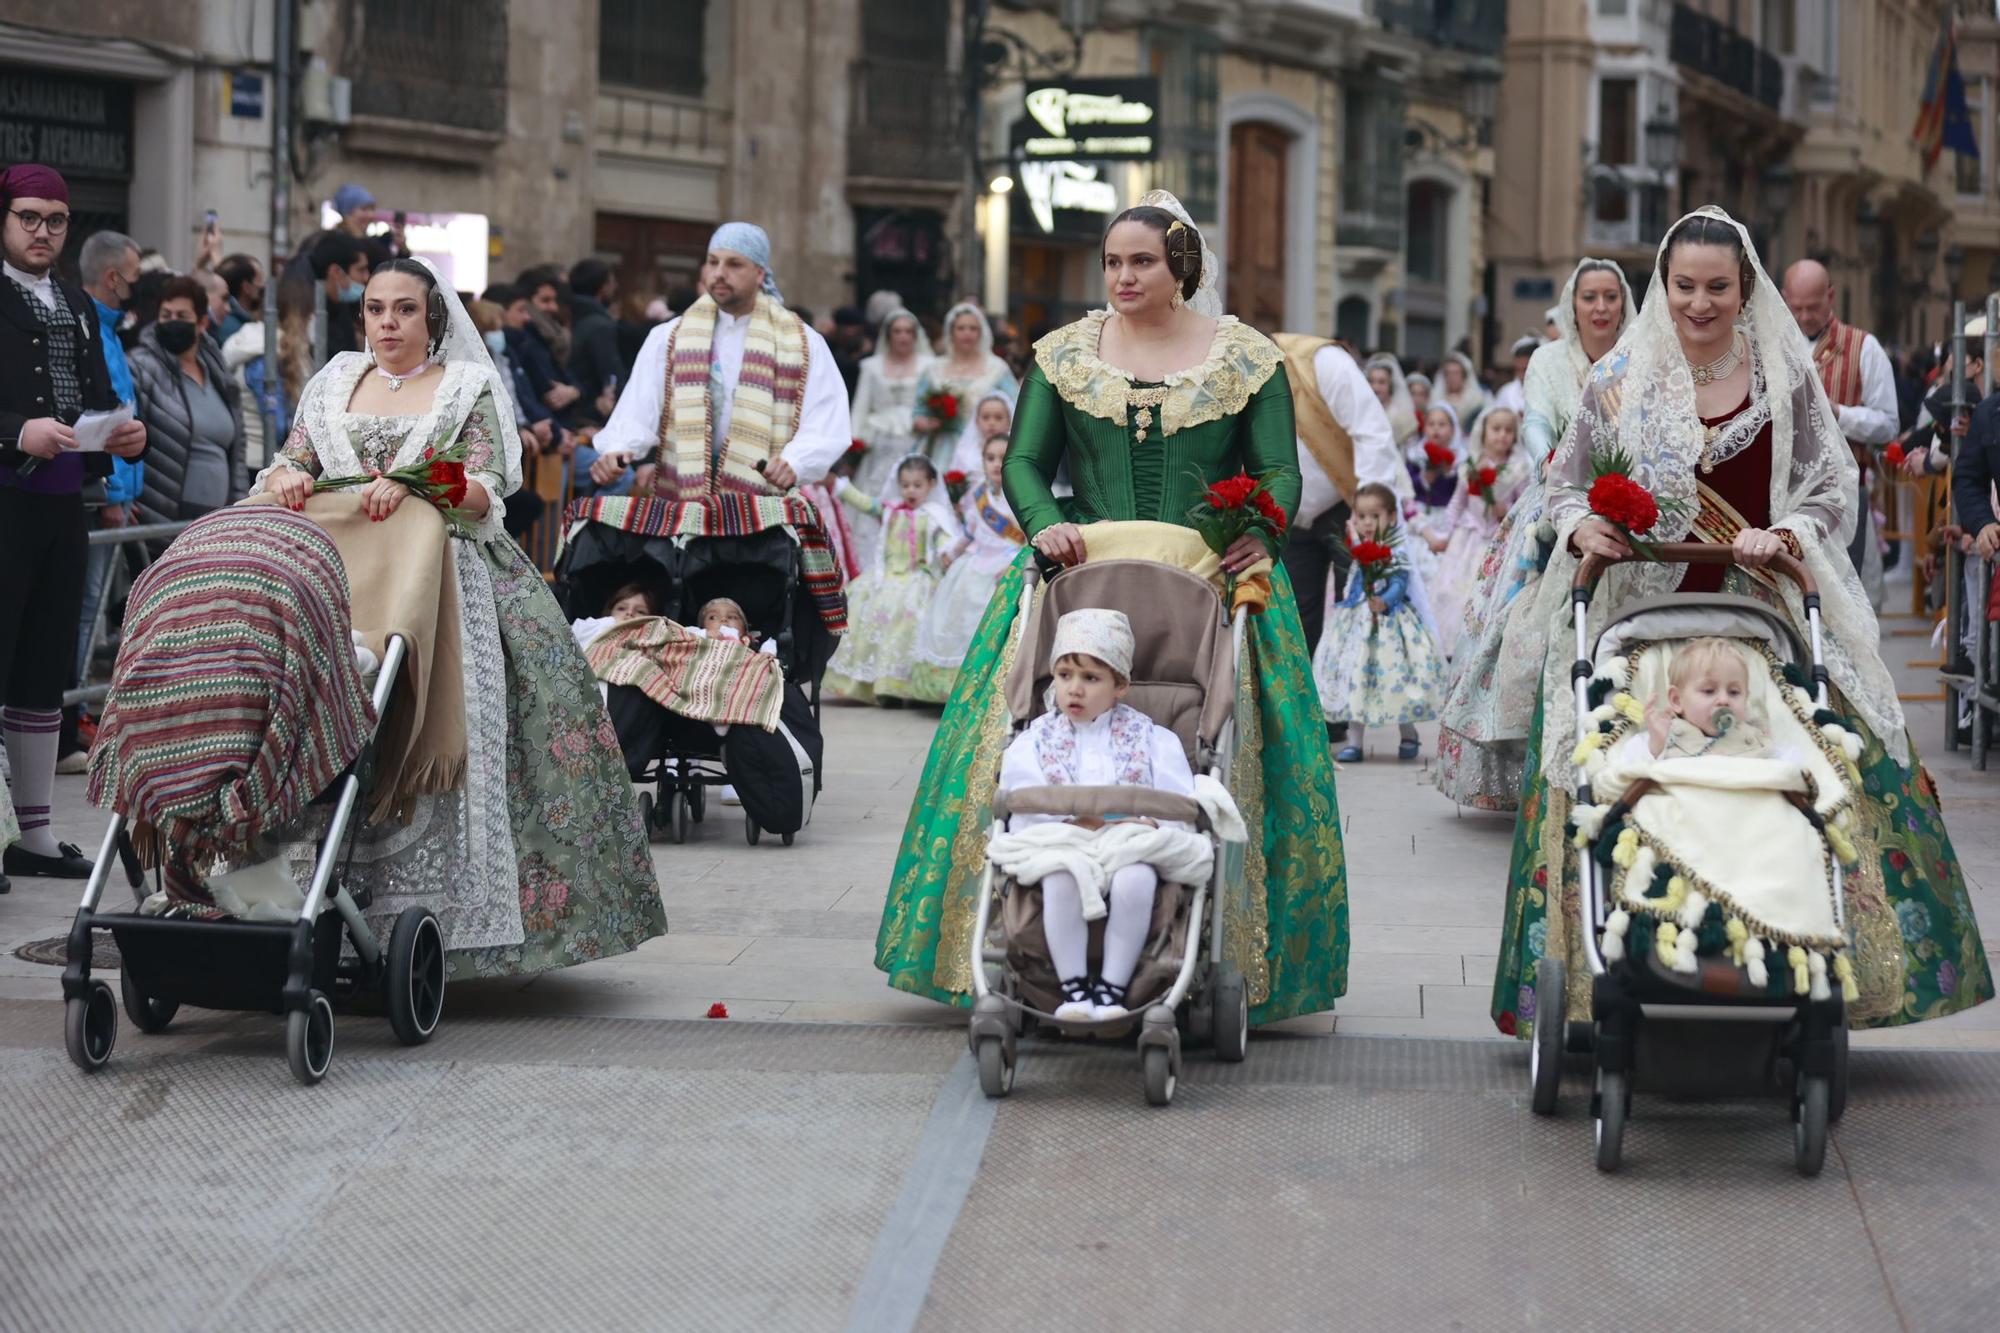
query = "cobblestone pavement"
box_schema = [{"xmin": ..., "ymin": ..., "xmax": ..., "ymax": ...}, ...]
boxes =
[{"xmin": 0, "ymin": 604, "xmax": 1994, "ymax": 1330}]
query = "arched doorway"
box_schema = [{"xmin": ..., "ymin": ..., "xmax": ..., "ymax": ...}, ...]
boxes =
[{"xmin": 1228, "ymin": 121, "xmax": 1292, "ymax": 333}]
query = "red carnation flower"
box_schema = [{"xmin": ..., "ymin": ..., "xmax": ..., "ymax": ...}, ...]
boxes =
[
  {"xmin": 1497, "ymin": 1011, "xmax": 1518, "ymax": 1036},
  {"xmin": 943, "ymin": 469, "xmax": 968, "ymax": 486},
  {"xmin": 1206, "ymin": 474, "xmax": 1258, "ymax": 509},
  {"xmin": 1423, "ymin": 441, "xmax": 1455, "ymax": 470},
  {"xmin": 1253, "ymin": 489, "xmax": 1288, "ymax": 533},
  {"xmin": 1587, "ymin": 472, "xmax": 1660, "ymax": 535},
  {"xmin": 1476, "ymin": 465, "xmax": 1498, "ymax": 490},
  {"xmin": 1349, "ymin": 540, "xmax": 1394, "ymax": 567},
  {"xmin": 1883, "ymin": 442, "xmax": 1905, "ymax": 468},
  {"xmin": 848, "ymin": 437, "xmax": 867, "ymax": 455},
  {"xmin": 704, "ymin": 1002, "xmax": 729, "ymax": 1019}
]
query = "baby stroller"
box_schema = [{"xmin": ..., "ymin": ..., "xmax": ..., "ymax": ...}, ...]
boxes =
[
  {"xmin": 63, "ymin": 634, "xmax": 447, "ymax": 1087},
  {"xmin": 1533, "ymin": 543, "xmax": 1854, "ymax": 1175},
  {"xmin": 967, "ymin": 557, "xmax": 1251, "ymax": 1107},
  {"xmin": 555, "ymin": 497, "xmax": 834, "ymax": 846}
]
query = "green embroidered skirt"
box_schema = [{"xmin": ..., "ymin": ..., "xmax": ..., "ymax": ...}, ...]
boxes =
[{"xmin": 874, "ymin": 551, "xmax": 1349, "ymax": 1025}]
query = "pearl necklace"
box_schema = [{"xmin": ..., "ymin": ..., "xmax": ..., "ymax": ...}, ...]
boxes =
[
  {"xmin": 373, "ymin": 358, "xmax": 435, "ymax": 392},
  {"xmin": 1688, "ymin": 331, "xmax": 1744, "ymax": 386}
]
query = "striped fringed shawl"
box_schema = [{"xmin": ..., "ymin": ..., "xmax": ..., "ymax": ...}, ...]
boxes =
[
  {"xmin": 585, "ymin": 618, "xmax": 785, "ymax": 730},
  {"xmin": 86, "ymin": 507, "xmax": 376, "ymax": 903},
  {"xmin": 563, "ymin": 492, "xmax": 848, "ymax": 635},
  {"xmin": 658, "ymin": 295, "xmax": 808, "ymax": 498}
]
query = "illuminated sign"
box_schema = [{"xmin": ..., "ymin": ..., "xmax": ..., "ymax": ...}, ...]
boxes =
[
  {"xmin": 1019, "ymin": 160, "xmax": 1118, "ymax": 234},
  {"xmin": 1017, "ymin": 78, "xmax": 1159, "ymax": 161}
]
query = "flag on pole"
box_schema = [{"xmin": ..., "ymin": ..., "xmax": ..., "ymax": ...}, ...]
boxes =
[{"xmin": 1914, "ymin": 16, "xmax": 1980, "ymax": 173}]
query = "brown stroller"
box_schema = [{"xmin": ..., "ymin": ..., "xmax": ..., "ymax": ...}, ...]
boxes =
[{"xmin": 967, "ymin": 557, "xmax": 1251, "ymax": 1107}]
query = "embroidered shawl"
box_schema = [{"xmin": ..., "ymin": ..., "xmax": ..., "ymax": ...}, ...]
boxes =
[
  {"xmin": 1812, "ymin": 318, "xmax": 1866, "ymax": 409},
  {"xmin": 658, "ymin": 294, "xmax": 809, "ymax": 498},
  {"xmin": 1029, "ymin": 702, "xmax": 1155, "ymax": 787}
]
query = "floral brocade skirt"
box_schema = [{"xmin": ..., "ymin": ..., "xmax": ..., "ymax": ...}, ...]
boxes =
[
  {"xmin": 1491, "ymin": 691, "xmax": 1992, "ymax": 1037},
  {"xmin": 875, "ymin": 551, "xmax": 1350, "ymax": 1025},
  {"xmin": 1312, "ymin": 602, "xmax": 1447, "ymax": 728},
  {"xmin": 825, "ymin": 566, "xmax": 950, "ymax": 705}
]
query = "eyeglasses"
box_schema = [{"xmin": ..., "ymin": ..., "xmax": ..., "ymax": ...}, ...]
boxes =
[{"xmin": 6, "ymin": 209, "xmax": 70, "ymax": 235}]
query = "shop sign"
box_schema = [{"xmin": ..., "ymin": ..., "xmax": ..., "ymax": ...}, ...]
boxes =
[
  {"xmin": 0, "ymin": 69, "xmax": 133, "ymax": 180},
  {"xmin": 1018, "ymin": 159, "xmax": 1118, "ymax": 236},
  {"xmin": 1018, "ymin": 77, "xmax": 1159, "ymax": 162}
]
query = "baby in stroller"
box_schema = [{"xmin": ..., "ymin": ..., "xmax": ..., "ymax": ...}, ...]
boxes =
[
  {"xmin": 991, "ymin": 609, "xmax": 1198, "ymax": 1023},
  {"xmin": 1633, "ymin": 636, "xmax": 1774, "ymax": 761},
  {"xmin": 694, "ymin": 596, "xmax": 778, "ymax": 659}
]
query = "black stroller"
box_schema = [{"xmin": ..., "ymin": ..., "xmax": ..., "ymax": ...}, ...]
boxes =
[
  {"xmin": 555, "ymin": 499, "xmax": 836, "ymax": 846},
  {"xmin": 65, "ymin": 635, "xmax": 446, "ymax": 1087}
]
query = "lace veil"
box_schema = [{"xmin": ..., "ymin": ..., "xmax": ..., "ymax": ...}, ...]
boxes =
[
  {"xmin": 1364, "ymin": 352, "xmax": 1420, "ymax": 443},
  {"xmin": 1533, "ymin": 205, "xmax": 1904, "ymax": 771},
  {"xmin": 1135, "ymin": 189, "xmax": 1223, "ymax": 319}
]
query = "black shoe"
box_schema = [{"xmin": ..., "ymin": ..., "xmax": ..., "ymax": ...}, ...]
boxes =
[
  {"xmin": 0, "ymin": 872, "xmax": 9, "ymax": 894},
  {"xmin": 3, "ymin": 841, "xmax": 93, "ymax": 879}
]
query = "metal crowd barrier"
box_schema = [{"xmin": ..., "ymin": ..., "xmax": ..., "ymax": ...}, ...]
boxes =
[
  {"xmin": 1941, "ymin": 300, "xmax": 2000, "ymax": 770},
  {"xmin": 62, "ymin": 519, "xmax": 193, "ymax": 709}
]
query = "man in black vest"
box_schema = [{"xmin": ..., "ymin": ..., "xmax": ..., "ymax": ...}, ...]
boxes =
[{"xmin": 0, "ymin": 164, "xmax": 146, "ymax": 882}]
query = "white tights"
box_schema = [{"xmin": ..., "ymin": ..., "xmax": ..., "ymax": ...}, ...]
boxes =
[
  {"xmin": 1349, "ymin": 722, "xmax": 1418, "ymax": 748},
  {"xmin": 1038, "ymin": 865, "xmax": 1159, "ymax": 990}
]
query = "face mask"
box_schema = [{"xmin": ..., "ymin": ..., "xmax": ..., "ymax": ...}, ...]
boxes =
[
  {"xmin": 332, "ymin": 276, "xmax": 362, "ymax": 304},
  {"xmin": 483, "ymin": 330, "xmax": 507, "ymax": 358},
  {"xmin": 155, "ymin": 320, "xmax": 199, "ymax": 354}
]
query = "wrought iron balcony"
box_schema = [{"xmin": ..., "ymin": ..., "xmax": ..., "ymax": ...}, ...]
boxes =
[
  {"xmin": 1669, "ymin": 2, "xmax": 1784, "ymax": 112},
  {"xmin": 1372, "ymin": 0, "xmax": 1507, "ymax": 55},
  {"xmin": 848, "ymin": 58, "xmax": 963, "ymax": 183},
  {"xmin": 351, "ymin": 0, "xmax": 508, "ymax": 135}
]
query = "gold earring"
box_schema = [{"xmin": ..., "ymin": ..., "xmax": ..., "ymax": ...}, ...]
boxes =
[{"xmin": 1171, "ymin": 287, "xmax": 1185, "ymax": 310}]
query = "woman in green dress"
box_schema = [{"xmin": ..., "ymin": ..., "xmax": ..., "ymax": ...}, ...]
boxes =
[
  {"xmin": 874, "ymin": 192, "xmax": 1349, "ymax": 1025},
  {"xmin": 1492, "ymin": 209, "xmax": 1988, "ymax": 1037}
]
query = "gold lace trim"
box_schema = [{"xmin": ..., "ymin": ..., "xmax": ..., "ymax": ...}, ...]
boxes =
[{"xmin": 1034, "ymin": 310, "xmax": 1281, "ymax": 438}]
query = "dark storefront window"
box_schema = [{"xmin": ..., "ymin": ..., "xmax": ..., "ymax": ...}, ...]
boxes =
[
  {"xmin": 0, "ymin": 67, "xmax": 133, "ymax": 276},
  {"xmin": 1339, "ymin": 83, "xmax": 1405, "ymax": 252},
  {"xmin": 601, "ymin": 0, "xmax": 707, "ymax": 97},
  {"xmin": 355, "ymin": 0, "xmax": 509, "ymax": 132},
  {"xmin": 856, "ymin": 208, "xmax": 947, "ymax": 318}
]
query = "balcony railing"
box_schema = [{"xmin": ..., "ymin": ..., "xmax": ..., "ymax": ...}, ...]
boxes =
[
  {"xmin": 596, "ymin": 90, "xmax": 730, "ymax": 157},
  {"xmin": 352, "ymin": 0, "xmax": 508, "ymax": 135},
  {"xmin": 1373, "ymin": 0, "xmax": 1507, "ymax": 55},
  {"xmin": 847, "ymin": 58, "xmax": 962, "ymax": 183},
  {"xmin": 1338, "ymin": 209, "xmax": 1404, "ymax": 253},
  {"xmin": 1670, "ymin": 1, "xmax": 1784, "ymax": 112}
]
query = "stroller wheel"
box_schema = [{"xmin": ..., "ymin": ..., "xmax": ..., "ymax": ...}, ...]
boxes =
[
  {"xmin": 385, "ymin": 907, "xmax": 445, "ymax": 1046},
  {"xmin": 673, "ymin": 787, "xmax": 692, "ymax": 844},
  {"xmin": 638, "ymin": 790, "xmax": 658, "ymax": 841},
  {"xmin": 1794, "ymin": 1074, "xmax": 1830, "ymax": 1177},
  {"xmin": 1141, "ymin": 1043, "xmax": 1179, "ymax": 1107},
  {"xmin": 1593, "ymin": 1069, "xmax": 1628, "ymax": 1171},
  {"xmin": 975, "ymin": 1035, "xmax": 1015, "ymax": 1098},
  {"xmin": 781, "ymin": 830, "xmax": 795, "ymax": 847},
  {"xmin": 1530, "ymin": 956, "xmax": 1567, "ymax": 1115},
  {"xmin": 1210, "ymin": 966, "xmax": 1248, "ymax": 1063},
  {"xmin": 745, "ymin": 816, "xmax": 761, "ymax": 847},
  {"xmin": 688, "ymin": 780, "xmax": 706, "ymax": 825},
  {"xmin": 119, "ymin": 969, "xmax": 179, "ymax": 1035},
  {"xmin": 64, "ymin": 980, "xmax": 117, "ymax": 1072},
  {"xmin": 286, "ymin": 990, "xmax": 336, "ymax": 1086}
]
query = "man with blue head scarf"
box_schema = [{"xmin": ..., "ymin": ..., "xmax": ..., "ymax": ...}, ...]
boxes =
[{"xmin": 594, "ymin": 221, "xmax": 850, "ymax": 497}]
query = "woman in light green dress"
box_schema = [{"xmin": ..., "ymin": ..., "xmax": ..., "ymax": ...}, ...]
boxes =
[
  {"xmin": 875, "ymin": 194, "xmax": 1349, "ymax": 1025},
  {"xmin": 262, "ymin": 259, "xmax": 665, "ymax": 979}
]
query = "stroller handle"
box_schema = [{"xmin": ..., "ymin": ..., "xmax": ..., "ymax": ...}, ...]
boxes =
[{"xmin": 1574, "ymin": 541, "xmax": 1816, "ymax": 598}]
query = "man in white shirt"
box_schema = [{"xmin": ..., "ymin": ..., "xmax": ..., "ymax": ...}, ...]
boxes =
[
  {"xmin": 1271, "ymin": 335, "xmax": 1409, "ymax": 655},
  {"xmin": 591, "ymin": 222, "xmax": 850, "ymax": 498},
  {"xmin": 1782, "ymin": 259, "xmax": 1900, "ymax": 606},
  {"xmin": 1493, "ymin": 334, "xmax": 1539, "ymax": 417}
]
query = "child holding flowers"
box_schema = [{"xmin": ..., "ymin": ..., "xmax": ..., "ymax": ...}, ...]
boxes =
[
  {"xmin": 1425, "ymin": 407, "xmax": 1527, "ymax": 658},
  {"xmin": 1314, "ymin": 482, "xmax": 1449, "ymax": 762}
]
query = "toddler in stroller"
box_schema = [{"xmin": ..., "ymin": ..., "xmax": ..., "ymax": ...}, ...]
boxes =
[
  {"xmin": 969, "ymin": 556, "xmax": 1252, "ymax": 1107},
  {"xmin": 1539, "ymin": 545, "xmax": 1866, "ymax": 1175},
  {"xmin": 991, "ymin": 609, "xmax": 1198, "ymax": 1024}
]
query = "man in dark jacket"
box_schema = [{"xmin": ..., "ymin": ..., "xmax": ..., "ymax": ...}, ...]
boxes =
[
  {"xmin": 566, "ymin": 257, "xmax": 622, "ymax": 423},
  {"xmin": 0, "ymin": 165, "xmax": 147, "ymax": 881}
]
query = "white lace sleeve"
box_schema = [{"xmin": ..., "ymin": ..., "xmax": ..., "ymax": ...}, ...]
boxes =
[
  {"xmin": 1545, "ymin": 369, "xmax": 1612, "ymax": 540},
  {"xmin": 253, "ymin": 400, "xmax": 323, "ymax": 493},
  {"xmin": 1773, "ymin": 373, "xmax": 1858, "ymax": 549}
]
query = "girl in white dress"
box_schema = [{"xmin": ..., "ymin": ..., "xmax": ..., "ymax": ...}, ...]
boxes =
[
  {"xmin": 825, "ymin": 454, "xmax": 960, "ymax": 704},
  {"xmin": 911, "ymin": 429, "xmax": 1025, "ymax": 699},
  {"xmin": 847, "ymin": 308, "xmax": 933, "ymax": 566},
  {"xmin": 1423, "ymin": 407, "xmax": 1528, "ymax": 659},
  {"xmin": 912, "ymin": 303, "xmax": 1015, "ymax": 472}
]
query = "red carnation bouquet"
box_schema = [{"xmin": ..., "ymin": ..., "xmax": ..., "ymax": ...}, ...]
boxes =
[
  {"xmin": 1582, "ymin": 444, "xmax": 1686, "ymax": 558},
  {"xmin": 1468, "ymin": 463, "xmax": 1501, "ymax": 513},
  {"xmin": 1422, "ymin": 441, "xmax": 1456, "ymax": 472},
  {"xmin": 314, "ymin": 438, "xmax": 476, "ymax": 536},
  {"xmin": 1187, "ymin": 472, "xmax": 1287, "ymax": 603},
  {"xmin": 848, "ymin": 437, "xmax": 868, "ymax": 456},
  {"xmin": 923, "ymin": 390, "xmax": 961, "ymax": 430},
  {"xmin": 1345, "ymin": 526, "xmax": 1402, "ymax": 601},
  {"xmin": 943, "ymin": 468, "xmax": 970, "ymax": 503},
  {"xmin": 1883, "ymin": 442, "xmax": 1906, "ymax": 468}
]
